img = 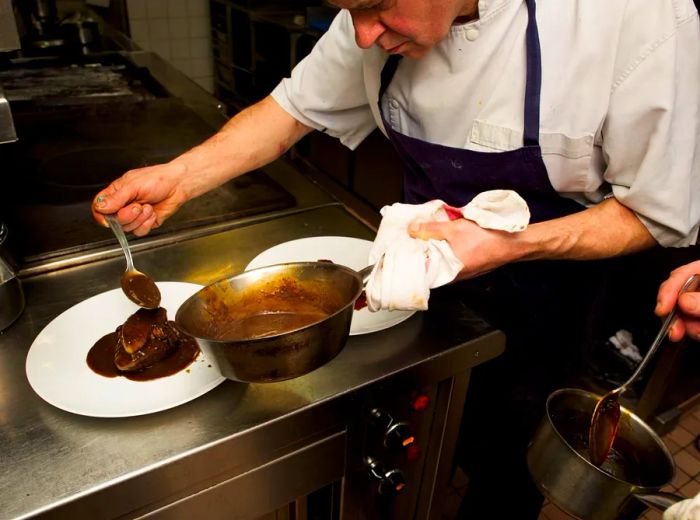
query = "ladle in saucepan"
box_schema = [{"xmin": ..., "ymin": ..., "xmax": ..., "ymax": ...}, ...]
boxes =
[
  {"xmin": 589, "ymin": 273, "xmax": 700, "ymax": 467},
  {"xmin": 105, "ymin": 214, "xmax": 161, "ymax": 309}
]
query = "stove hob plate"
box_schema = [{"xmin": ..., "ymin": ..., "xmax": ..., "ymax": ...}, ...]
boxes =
[
  {"xmin": 1, "ymin": 98, "xmax": 296, "ymax": 264},
  {"xmin": 7, "ymin": 169, "xmax": 296, "ymax": 264}
]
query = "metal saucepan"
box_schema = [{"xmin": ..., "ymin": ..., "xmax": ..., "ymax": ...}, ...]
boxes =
[
  {"xmin": 527, "ymin": 388, "xmax": 682, "ymax": 520},
  {"xmin": 175, "ymin": 262, "xmax": 372, "ymax": 383}
]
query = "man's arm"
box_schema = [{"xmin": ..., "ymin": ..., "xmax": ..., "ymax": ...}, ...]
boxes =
[
  {"xmin": 172, "ymin": 95, "xmax": 313, "ymax": 200},
  {"xmin": 409, "ymin": 198, "xmax": 657, "ymax": 278},
  {"xmin": 92, "ymin": 96, "xmax": 313, "ymax": 235}
]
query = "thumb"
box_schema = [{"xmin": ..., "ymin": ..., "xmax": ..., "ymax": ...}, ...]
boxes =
[
  {"xmin": 93, "ymin": 186, "xmax": 136, "ymax": 214},
  {"xmin": 91, "ymin": 182, "xmax": 139, "ymax": 226},
  {"xmin": 407, "ymin": 220, "xmax": 447, "ymax": 241}
]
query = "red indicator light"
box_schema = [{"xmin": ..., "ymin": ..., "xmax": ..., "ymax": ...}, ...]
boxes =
[
  {"xmin": 406, "ymin": 443, "xmax": 421, "ymax": 461},
  {"xmin": 411, "ymin": 393, "xmax": 431, "ymax": 411},
  {"xmin": 402, "ymin": 436, "xmax": 415, "ymax": 447}
]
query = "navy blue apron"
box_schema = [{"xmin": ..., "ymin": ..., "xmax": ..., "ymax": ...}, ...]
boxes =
[
  {"xmin": 374, "ymin": 1, "xmax": 612, "ymax": 517},
  {"xmin": 378, "ymin": 0, "xmax": 584, "ymax": 222}
]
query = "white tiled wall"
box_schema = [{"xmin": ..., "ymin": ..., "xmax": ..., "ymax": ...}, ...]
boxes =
[{"xmin": 126, "ymin": 0, "xmax": 214, "ymax": 93}]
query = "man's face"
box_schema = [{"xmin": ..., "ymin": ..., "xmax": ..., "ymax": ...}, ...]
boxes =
[{"xmin": 329, "ymin": 0, "xmax": 473, "ymax": 59}]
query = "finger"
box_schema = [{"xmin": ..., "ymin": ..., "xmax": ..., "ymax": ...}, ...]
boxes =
[
  {"xmin": 686, "ymin": 320, "xmax": 700, "ymax": 342},
  {"xmin": 667, "ymin": 318, "xmax": 686, "ymax": 342},
  {"xmin": 132, "ymin": 212, "xmax": 158, "ymax": 237},
  {"xmin": 121, "ymin": 205, "xmax": 153, "ymax": 232},
  {"xmin": 678, "ymin": 292, "xmax": 700, "ymax": 317},
  {"xmin": 407, "ymin": 221, "xmax": 447, "ymax": 241},
  {"xmin": 655, "ymin": 279, "xmax": 678, "ymax": 317}
]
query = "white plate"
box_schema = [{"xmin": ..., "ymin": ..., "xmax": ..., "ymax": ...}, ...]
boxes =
[
  {"xmin": 246, "ymin": 236, "xmax": 416, "ymax": 335},
  {"xmin": 25, "ymin": 282, "xmax": 226, "ymax": 418}
]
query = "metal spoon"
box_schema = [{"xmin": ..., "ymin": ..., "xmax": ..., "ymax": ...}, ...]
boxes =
[
  {"xmin": 588, "ymin": 273, "xmax": 700, "ymax": 467},
  {"xmin": 105, "ymin": 214, "xmax": 161, "ymax": 309}
]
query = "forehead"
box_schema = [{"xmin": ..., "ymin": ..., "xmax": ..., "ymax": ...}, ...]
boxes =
[{"xmin": 326, "ymin": 0, "xmax": 393, "ymax": 9}]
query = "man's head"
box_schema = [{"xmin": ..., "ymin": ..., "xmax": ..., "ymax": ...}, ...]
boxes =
[{"xmin": 327, "ymin": 0, "xmax": 478, "ymax": 59}]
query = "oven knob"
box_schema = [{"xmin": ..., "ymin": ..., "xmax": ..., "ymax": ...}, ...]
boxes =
[
  {"xmin": 384, "ymin": 421, "xmax": 415, "ymax": 450},
  {"xmin": 378, "ymin": 469, "xmax": 407, "ymax": 496},
  {"xmin": 364, "ymin": 456, "xmax": 407, "ymax": 496},
  {"xmin": 369, "ymin": 407, "xmax": 394, "ymax": 430}
]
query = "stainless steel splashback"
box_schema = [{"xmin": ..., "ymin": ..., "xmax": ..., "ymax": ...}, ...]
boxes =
[
  {"xmin": 0, "ymin": 0, "xmax": 20, "ymax": 53},
  {"xmin": 0, "ymin": 84, "xmax": 17, "ymax": 144}
]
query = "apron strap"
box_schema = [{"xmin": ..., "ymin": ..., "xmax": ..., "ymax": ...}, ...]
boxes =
[
  {"xmin": 379, "ymin": 54, "xmax": 402, "ymax": 102},
  {"xmin": 523, "ymin": 0, "xmax": 542, "ymax": 147}
]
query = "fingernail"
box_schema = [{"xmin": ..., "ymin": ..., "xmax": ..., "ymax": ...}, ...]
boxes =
[
  {"xmin": 685, "ymin": 294, "xmax": 698, "ymax": 312},
  {"xmin": 132, "ymin": 206, "xmax": 142, "ymax": 215},
  {"xmin": 95, "ymin": 195, "xmax": 107, "ymax": 208}
]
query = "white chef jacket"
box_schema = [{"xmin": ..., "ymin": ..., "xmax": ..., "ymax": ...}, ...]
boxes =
[{"xmin": 271, "ymin": 0, "xmax": 700, "ymax": 247}]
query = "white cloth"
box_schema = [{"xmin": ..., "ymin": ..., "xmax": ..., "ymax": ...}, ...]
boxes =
[
  {"xmin": 271, "ymin": 0, "xmax": 700, "ymax": 247},
  {"xmin": 664, "ymin": 493, "xmax": 700, "ymax": 520},
  {"xmin": 366, "ymin": 190, "xmax": 529, "ymax": 311}
]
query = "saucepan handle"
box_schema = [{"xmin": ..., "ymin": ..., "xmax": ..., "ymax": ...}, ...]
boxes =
[
  {"xmin": 634, "ymin": 491, "xmax": 684, "ymax": 512},
  {"xmin": 357, "ymin": 264, "xmax": 375, "ymax": 286}
]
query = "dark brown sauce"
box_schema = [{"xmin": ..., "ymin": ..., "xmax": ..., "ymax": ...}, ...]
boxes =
[
  {"xmin": 571, "ymin": 432, "xmax": 645, "ymax": 484},
  {"xmin": 121, "ymin": 271, "xmax": 161, "ymax": 308},
  {"xmin": 588, "ymin": 397, "xmax": 621, "ymax": 467},
  {"xmin": 217, "ymin": 310, "xmax": 328, "ymax": 339},
  {"xmin": 86, "ymin": 323, "xmax": 200, "ymax": 381}
]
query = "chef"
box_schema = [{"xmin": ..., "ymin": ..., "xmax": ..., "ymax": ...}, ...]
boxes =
[{"xmin": 93, "ymin": 0, "xmax": 700, "ymax": 516}]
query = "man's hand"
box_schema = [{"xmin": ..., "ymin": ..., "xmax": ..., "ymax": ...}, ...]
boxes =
[
  {"xmin": 656, "ymin": 260, "xmax": 700, "ymax": 342},
  {"xmin": 407, "ymin": 218, "xmax": 519, "ymax": 279},
  {"xmin": 91, "ymin": 161, "xmax": 189, "ymax": 237}
]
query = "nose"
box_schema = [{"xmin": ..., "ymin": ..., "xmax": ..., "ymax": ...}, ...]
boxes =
[{"xmin": 350, "ymin": 10, "xmax": 387, "ymax": 48}]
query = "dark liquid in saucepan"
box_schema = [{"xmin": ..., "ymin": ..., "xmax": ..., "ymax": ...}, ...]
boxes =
[
  {"xmin": 216, "ymin": 311, "xmax": 329, "ymax": 339},
  {"xmin": 87, "ymin": 327, "xmax": 200, "ymax": 381},
  {"xmin": 570, "ymin": 432, "xmax": 645, "ymax": 485}
]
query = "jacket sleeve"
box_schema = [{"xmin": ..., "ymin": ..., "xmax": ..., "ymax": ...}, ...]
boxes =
[{"xmin": 601, "ymin": 0, "xmax": 700, "ymax": 247}]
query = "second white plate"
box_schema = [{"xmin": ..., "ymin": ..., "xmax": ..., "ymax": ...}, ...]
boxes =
[{"xmin": 246, "ymin": 236, "xmax": 416, "ymax": 335}]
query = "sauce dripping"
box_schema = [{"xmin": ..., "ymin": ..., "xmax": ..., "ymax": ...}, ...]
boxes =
[{"xmin": 588, "ymin": 396, "xmax": 621, "ymax": 467}]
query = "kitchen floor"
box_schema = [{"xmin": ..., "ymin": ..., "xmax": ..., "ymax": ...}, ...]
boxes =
[{"xmin": 441, "ymin": 402, "xmax": 700, "ymax": 520}]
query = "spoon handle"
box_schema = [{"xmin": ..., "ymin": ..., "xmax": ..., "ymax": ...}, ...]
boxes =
[
  {"xmin": 621, "ymin": 273, "xmax": 700, "ymax": 391},
  {"xmin": 105, "ymin": 214, "xmax": 135, "ymax": 272}
]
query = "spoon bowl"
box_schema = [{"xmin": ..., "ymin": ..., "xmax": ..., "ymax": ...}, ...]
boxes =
[
  {"xmin": 588, "ymin": 273, "xmax": 700, "ymax": 466},
  {"xmin": 105, "ymin": 214, "xmax": 161, "ymax": 309}
]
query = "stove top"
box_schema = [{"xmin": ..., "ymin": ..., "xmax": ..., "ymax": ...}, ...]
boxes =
[
  {"xmin": 1, "ymin": 65, "xmax": 296, "ymax": 267},
  {"xmin": 0, "ymin": 53, "xmax": 167, "ymax": 108}
]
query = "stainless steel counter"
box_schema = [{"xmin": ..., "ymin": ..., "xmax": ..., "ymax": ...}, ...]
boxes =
[{"xmin": 0, "ymin": 204, "xmax": 504, "ymax": 519}]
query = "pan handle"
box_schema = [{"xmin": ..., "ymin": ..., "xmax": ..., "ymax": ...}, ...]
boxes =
[
  {"xmin": 634, "ymin": 491, "xmax": 684, "ymax": 512},
  {"xmin": 358, "ymin": 264, "xmax": 375, "ymax": 286}
]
